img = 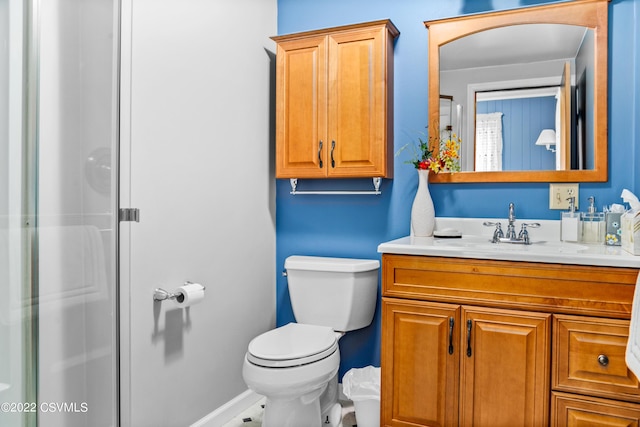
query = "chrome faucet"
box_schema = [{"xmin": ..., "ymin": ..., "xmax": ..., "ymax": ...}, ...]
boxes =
[
  {"xmin": 506, "ymin": 202, "xmax": 517, "ymax": 240},
  {"xmin": 483, "ymin": 202, "xmax": 540, "ymax": 245}
]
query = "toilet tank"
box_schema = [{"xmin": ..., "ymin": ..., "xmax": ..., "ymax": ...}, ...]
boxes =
[{"xmin": 284, "ymin": 255, "xmax": 380, "ymax": 332}]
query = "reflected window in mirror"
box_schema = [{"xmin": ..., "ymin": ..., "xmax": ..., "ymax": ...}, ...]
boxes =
[{"xmin": 474, "ymin": 87, "xmax": 559, "ymax": 172}]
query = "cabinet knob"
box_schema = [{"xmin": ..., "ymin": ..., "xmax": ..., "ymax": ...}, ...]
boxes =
[
  {"xmin": 597, "ymin": 354, "xmax": 609, "ymax": 367},
  {"xmin": 318, "ymin": 140, "xmax": 324, "ymax": 168}
]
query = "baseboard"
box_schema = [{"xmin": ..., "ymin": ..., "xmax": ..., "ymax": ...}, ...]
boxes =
[{"xmin": 190, "ymin": 389, "xmax": 263, "ymax": 427}]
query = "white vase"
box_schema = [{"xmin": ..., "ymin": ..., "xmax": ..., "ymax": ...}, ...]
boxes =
[{"xmin": 411, "ymin": 169, "xmax": 435, "ymax": 237}]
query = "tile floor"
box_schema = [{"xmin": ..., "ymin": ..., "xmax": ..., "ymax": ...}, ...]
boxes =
[{"xmin": 221, "ymin": 397, "xmax": 358, "ymax": 427}]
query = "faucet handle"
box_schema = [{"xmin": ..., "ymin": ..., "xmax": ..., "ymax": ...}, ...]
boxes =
[
  {"xmin": 483, "ymin": 221, "xmax": 500, "ymax": 227},
  {"xmin": 518, "ymin": 223, "xmax": 540, "ymax": 245},
  {"xmin": 521, "ymin": 222, "xmax": 541, "ymax": 228},
  {"xmin": 483, "ymin": 221, "xmax": 504, "ymax": 243}
]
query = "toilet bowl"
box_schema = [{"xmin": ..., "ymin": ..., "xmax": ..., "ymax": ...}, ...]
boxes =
[
  {"xmin": 242, "ymin": 323, "xmax": 343, "ymax": 427},
  {"xmin": 242, "ymin": 256, "xmax": 380, "ymax": 427}
]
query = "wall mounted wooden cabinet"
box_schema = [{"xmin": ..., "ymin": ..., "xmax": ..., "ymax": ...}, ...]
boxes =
[
  {"xmin": 272, "ymin": 20, "xmax": 398, "ymax": 179},
  {"xmin": 381, "ymin": 254, "xmax": 640, "ymax": 427}
]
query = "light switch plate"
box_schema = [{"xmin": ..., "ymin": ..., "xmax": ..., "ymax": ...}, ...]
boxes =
[{"xmin": 549, "ymin": 183, "xmax": 579, "ymax": 210}]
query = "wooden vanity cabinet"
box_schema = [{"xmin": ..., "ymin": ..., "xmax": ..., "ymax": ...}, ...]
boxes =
[
  {"xmin": 381, "ymin": 253, "xmax": 640, "ymax": 427},
  {"xmin": 272, "ymin": 20, "xmax": 398, "ymax": 179},
  {"xmin": 382, "ymin": 299, "xmax": 550, "ymax": 427}
]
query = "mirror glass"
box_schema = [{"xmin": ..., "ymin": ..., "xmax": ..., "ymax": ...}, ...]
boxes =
[
  {"xmin": 426, "ymin": 0, "xmax": 608, "ymax": 183},
  {"xmin": 440, "ymin": 24, "xmax": 593, "ymax": 173}
]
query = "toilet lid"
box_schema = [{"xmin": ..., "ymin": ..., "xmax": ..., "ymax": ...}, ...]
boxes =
[{"xmin": 247, "ymin": 323, "xmax": 338, "ymax": 368}]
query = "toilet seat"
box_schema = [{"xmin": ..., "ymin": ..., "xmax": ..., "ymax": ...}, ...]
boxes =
[{"xmin": 247, "ymin": 323, "xmax": 338, "ymax": 368}]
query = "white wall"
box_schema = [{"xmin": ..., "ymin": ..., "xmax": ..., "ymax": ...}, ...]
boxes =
[{"xmin": 119, "ymin": 1, "xmax": 277, "ymax": 426}]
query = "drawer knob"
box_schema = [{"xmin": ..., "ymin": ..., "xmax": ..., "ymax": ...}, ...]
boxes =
[{"xmin": 597, "ymin": 354, "xmax": 609, "ymax": 367}]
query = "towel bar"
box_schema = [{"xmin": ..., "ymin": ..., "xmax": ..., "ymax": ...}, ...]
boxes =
[{"xmin": 289, "ymin": 177, "xmax": 382, "ymax": 195}]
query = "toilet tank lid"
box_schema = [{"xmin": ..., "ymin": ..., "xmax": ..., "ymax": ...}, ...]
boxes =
[{"xmin": 285, "ymin": 255, "xmax": 380, "ymax": 273}]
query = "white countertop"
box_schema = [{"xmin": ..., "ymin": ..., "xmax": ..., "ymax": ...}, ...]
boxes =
[{"xmin": 378, "ymin": 218, "xmax": 640, "ymax": 269}]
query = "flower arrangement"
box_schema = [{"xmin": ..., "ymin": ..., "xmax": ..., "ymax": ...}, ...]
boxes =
[{"xmin": 397, "ymin": 128, "xmax": 461, "ymax": 174}]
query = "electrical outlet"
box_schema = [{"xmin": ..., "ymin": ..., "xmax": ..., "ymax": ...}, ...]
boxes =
[{"xmin": 549, "ymin": 183, "xmax": 579, "ymax": 210}]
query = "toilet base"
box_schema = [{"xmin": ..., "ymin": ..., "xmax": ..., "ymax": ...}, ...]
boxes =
[
  {"xmin": 261, "ymin": 374, "xmax": 342, "ymax": 427},
  {"xmin": 320, "ymin": 375, "xmax": 342, "ymax": 427},
  {"xmin": 323, "ymin": 402, "xmax": 343, "ymax": 427}
]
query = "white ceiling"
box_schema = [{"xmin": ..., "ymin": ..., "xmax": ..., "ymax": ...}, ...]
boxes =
[{"xmin": 440, "ymin": 24, "xmax": 590, "ymax": 71}]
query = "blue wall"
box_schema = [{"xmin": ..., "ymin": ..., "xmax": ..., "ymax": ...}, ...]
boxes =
[{"xmin": 276, "ymin": 0, "xmax": 640, "ymax": 378}]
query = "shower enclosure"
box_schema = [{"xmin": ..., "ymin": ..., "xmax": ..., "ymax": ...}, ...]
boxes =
[{"xmin": 1, "ymin": 0, "xmax": 119, "ymax": 425}]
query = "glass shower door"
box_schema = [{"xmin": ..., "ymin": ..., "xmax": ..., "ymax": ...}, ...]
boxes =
[
  {"xmin": 1, "ymin": 1, "xmax": 37, "ymax": 426},
  {"xmin": 1, "ymin": 0, "xmax": 120, "ymax": 425}
]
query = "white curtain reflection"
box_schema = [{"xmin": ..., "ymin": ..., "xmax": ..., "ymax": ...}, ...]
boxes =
[{"xmin": 475, "ymin": 112, "xmax": 503, "ymax": 171}]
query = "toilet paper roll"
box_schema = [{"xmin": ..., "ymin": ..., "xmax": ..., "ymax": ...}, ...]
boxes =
[{"xmin": 174, "ymin": 283, "xmax": 205, "ymax": 307}]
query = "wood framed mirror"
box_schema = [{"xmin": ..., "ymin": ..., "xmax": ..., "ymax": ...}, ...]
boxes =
[{"xmin": 425, "ymin": 0, "xmax": 609, "ymax": 183}]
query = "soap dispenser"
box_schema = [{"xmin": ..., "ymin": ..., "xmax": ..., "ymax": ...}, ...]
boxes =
[
  {"xmin": 581, "ymin": 196, "xmax": 605, "ymax": 244},
  {"xmin": 561, "ymin": 197, "xmax": 581, "ymax": 242}
]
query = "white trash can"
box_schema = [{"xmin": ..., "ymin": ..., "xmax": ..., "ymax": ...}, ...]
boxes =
[{"xmin": 342, "ymin": 366, "xmax": 380, "ymax": 427}]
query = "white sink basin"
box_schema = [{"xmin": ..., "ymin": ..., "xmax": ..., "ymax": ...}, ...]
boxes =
[
  {"xmin": 378, "ymin": 218, "xmax": 640, "ymax": 268},
  {"xmin": 433, "ymin": 236, "xmax": 589, "ymax": 253}
]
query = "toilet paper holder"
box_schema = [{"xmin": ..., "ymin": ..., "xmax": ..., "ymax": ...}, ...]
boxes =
[{"xmin": 153, "ymin": 281, "xmax": 206, "ymax": 302}]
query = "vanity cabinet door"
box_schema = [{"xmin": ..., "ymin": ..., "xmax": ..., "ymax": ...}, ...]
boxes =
[
  {"xmin": 459, "ymin": 306, "xmax": 551, "ymax": 427},
  {"xmin": 381, "ymin": 298, "xmax": 460, "ymax": 427}
]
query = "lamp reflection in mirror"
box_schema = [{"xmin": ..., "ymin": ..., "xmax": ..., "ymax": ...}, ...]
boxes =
[{"xmin": 535, "ymin": 129, "xmax": 557, "ymax": 153}]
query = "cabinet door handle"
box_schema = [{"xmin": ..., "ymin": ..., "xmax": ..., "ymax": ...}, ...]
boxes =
[
  {"xmin": 598, "ymin": 354, "xmax": 609, "ymax": 367},
  {"xmin": 318, "ymin": 140, "xmax": 323, "ymax": 168},
  {"xmin": 466, "ymin": 319, "xmax": 473, "ymax": 357},
  {"xmin": 448, "ymin": 317, "xmax": 454, "ymax": 355},
  {"xmin": 330, "ymin": 140, "xmax": 336, "ymax": 168}
]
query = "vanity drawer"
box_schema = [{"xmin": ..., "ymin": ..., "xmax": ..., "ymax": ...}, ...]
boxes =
[
  {"xmin": 551, "ymin": 392, "xmax": 640, "ymax": 427},
  {"xmin": 553, "ymin": 314, "xmax": 640, "ymax": 402},
  {"xmin": 381, "ymin": 254, "xmax": 637, "ymax": 319}
]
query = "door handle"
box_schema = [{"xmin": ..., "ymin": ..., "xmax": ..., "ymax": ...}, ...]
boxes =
[
  {"xmin": 448, "ymin": 317, "xmax": 454, "ymax": 355},
  {"xmin": 466, "ymin": 319, "xmax": 473, "ymax": 357},
  {"xmin": 330, "ymin": 140, "xmax": 336, "ymax": 168},
  {"xmin": 318, "ymin": 140, "xmax": 323, "ymax": 168}
]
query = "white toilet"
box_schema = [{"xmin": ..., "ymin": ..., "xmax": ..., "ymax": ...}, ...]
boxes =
[{"xmin": 242, "ymin": 255, "xmax": 380, "ymax": 427}]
